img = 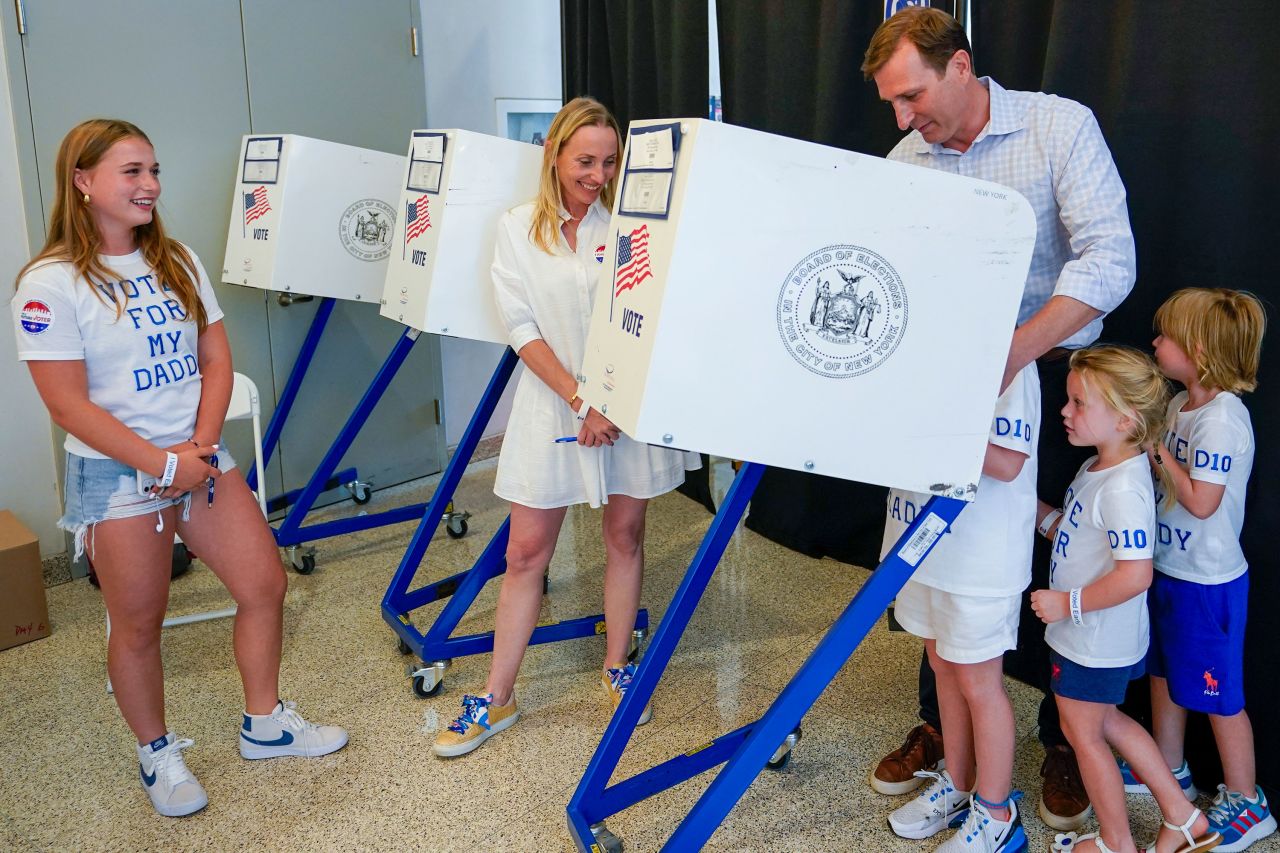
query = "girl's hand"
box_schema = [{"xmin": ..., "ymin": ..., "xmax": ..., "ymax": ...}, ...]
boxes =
[
  {"xmin": 576, "ymin": 407, "xmax": 621, "ymax": 447},
  {"xmin": 153, "ymin": 444, "xmax": 220, "ymax": 498},
  {"xmin": 1030, "ymin": 589, "xmax": 1070, "ymax": 624}
]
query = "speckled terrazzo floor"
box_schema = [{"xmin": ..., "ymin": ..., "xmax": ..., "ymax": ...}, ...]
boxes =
[{"xmin": 2, "ymin": 458, "xmax": 1273, "ymax": 852}]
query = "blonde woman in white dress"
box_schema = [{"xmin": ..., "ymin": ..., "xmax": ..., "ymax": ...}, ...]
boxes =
[{"xmin": 433, "ymin": 97, "xmax": 697, "ymax": 758}]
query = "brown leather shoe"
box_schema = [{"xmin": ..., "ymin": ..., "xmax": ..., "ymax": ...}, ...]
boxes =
[
  {"xmin": 1039, "ymin": 744, "xmax": 1092, "ymax": 830},
  {"xmin": 869, "ymin": 722, "xmax": 945, "ymax": 795}
]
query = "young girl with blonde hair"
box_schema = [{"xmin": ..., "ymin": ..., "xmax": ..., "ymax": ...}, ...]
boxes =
[{"xmin": 1034, "ymin": 346, "xmax": 1217, "ymax": 853}]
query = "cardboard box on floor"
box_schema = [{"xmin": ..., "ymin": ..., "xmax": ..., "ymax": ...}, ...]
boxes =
[{"xmin": 0, "ymin": 510, "xmax": 50, "ymax": 650}]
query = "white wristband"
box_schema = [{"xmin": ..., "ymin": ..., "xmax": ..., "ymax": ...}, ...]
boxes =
[
  {"xmin": 1069, "ymin": 587, "xmax": 1084, "ymax": 626},
  {"xmin": 574, "ymin": 402, "xmax": 589, "ymax": 423},
  {"xmin": 160, "ymin": 452, "xmax": 179, "ymax": 488},
  {"xmin": 1038, "ymin": 509, "xmax": 1063, "ymax": 539}
]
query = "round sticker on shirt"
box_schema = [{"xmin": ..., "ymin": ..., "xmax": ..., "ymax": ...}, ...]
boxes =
[
  {"xmin": 595, "ymin": 244, "xmax": 606, "ymax": 264},
  {"xmin": 19, "ymin": 300, "xmax": 54, "ymax": 335}
]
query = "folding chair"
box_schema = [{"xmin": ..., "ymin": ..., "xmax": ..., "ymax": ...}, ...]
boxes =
[{"xmin": 106, "ymin": 372, "xmax": 268, "ymax": 692}]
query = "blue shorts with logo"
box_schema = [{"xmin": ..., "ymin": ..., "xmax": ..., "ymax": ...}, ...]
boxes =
[
  {"xmin": 1049, "ymin": 650, "xmax": 1146, "ymax": 706},
  {"xmin": 1147, "ymin": 570, "xmax": 1248, "ymax": 716}
]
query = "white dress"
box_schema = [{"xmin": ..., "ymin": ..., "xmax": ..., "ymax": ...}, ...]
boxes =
[{"xmin": 491, "ymin": 200, "xmax": 698, "ymax": 509}]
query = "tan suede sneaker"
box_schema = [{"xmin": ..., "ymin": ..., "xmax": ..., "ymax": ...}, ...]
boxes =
[
  {"xmin": 602, "ymin": 664, "xmax": 653, "ymax": 725},
  {"xmin": 432, "ymin": 693, "xmax": 519, "ymax": 758}
]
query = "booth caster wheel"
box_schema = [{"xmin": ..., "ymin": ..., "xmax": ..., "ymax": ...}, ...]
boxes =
[
  {"xmin": 171, "ymin": 542, "xmax": 193, "ymax": 579},
  {"xmin": 287, "ymin": 546, "xmax": 317, "ymax": 575},
  {"xmin": 444, "ymin": 508, "xmax": 471, "ymax": 539},
  {"xmin": 407, "ymin": 660, "xmax": 449, "ymax": 698},
  {"xmin": 412, "ymin": 674, "xmax": 443, "ymax": 698},
  {"xmin": 767, "ymin": 725, "xmax": 803, "ymax": 771},
  {"xmin": 627, "ymin": 627, "xmax": 647, "ymax": 663},
  {"xmin": 347, "ymin": 479, "xmax": 372, "ymax": 505},
  {"xmin": 590, "ymin": 822, "xmax": 623, "ymax": 853}
]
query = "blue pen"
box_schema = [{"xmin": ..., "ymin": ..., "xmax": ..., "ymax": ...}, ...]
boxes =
[
  {"xmin": 552, "ymin": 436, "xmax": 578, "ymax": 443},
  {"xmin": 207, "ymin": 454, "xmax": 218, "ymax": 507}
]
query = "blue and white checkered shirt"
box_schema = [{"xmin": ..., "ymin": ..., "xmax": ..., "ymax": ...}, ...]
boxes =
[{"xmin": 887, "ymin": 78, "xmax": 1136, "ymax": 349}]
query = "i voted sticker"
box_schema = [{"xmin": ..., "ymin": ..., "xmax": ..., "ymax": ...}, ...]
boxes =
[
  {"xmin": 595, "ymin": 244, "xmax": 606, "ymax": 264},
  {"xmin": 19, "ymin": 300, "xmax": 53, "ymax": 334}
]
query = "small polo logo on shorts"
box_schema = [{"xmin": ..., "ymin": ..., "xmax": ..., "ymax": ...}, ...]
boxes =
[
  {"xmin": 1203, "ymin": 669, "xmax": 1220, "ymax": 696},
  {"xmin": 776, "ymin": 245, "xmax": 907, "ymax": 379},
  {"xmin": 19, "ymin": 300, "xmax": 53, "ymax": 334},
  {"xmin": 339, "ymin": 199, "xmax": 395, "ymax": 262}
]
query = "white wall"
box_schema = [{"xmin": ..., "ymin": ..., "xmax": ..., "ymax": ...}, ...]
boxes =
[
  {"xmin": 0, "ymin": 36, "xmax": 64, "ymax": 557},
  {"xmin": 421, "ymin": 0, "xmax": 561, "ymax": 446}
]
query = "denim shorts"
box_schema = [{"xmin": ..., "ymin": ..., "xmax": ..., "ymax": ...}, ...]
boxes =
[
  {"xmin": 59, "ymin": 450, "xmax": 236, "ymax": 561},
  {"xmin": 1049, "ymin": 649, "xmax": 1145, "ymax": 705}
]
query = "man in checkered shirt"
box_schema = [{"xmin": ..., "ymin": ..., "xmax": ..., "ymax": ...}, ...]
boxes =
[{"xmin": 861, "ymin": 5, "xmax": 1136, "ymax": 835}]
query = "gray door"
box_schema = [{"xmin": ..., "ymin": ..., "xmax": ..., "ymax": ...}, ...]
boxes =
[
  {"xmin": 6, "ymin": 0, "xmax": 444, "ymax": 534},
  {"xmin": 241, "ymin": 0, "xmax": 446, "ymax": 500}
]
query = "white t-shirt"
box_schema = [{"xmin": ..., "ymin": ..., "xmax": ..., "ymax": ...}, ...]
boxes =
[
  {"xmin": 11, "ymin": 246, "xmax": 224, "ymax": 459},
  {"xmin": 1154, "ymin": 391, "xmax": 1253, "ymax": 585},
  {"xmin": 1045, "ymin": 453, "xmax": 1154, "ymax": 668},
  {"xmin": 490, "ymin": 201, "xmax": 696, "ymax": 509},
  {"xmin": 880, "ymin": 363, "xmax": 1040, "ymax": 597}
]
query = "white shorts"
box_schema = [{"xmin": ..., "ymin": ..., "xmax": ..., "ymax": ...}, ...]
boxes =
[{"xmin": 894, "ymin": 579, "xmax": 1021, "ymax": 665}]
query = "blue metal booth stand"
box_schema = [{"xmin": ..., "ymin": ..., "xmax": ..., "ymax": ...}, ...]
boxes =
[
  {"xmin": 380, "ymin": 347, "xmax": 648, "ymax": 696},
  {"xmin": 247, "ymin": 296, "xmax": 469, "ymax": 574},
  {"xmin": 565, "ymin": 461, "xmax": 965, "ymax": 852}
]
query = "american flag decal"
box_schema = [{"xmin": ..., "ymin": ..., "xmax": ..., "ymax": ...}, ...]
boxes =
[
  {"xmin": 244, "ymin": 186, "xmax": 271, "ymax": 225},
  {"xmin": 405, "ymin": 194, "xmax": 431, "ymax": 245},
  {"xmin": 614, "ymin": 224, "xmax": 652, "ymax": 297}
]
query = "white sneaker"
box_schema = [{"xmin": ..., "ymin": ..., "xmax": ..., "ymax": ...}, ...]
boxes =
[
  {"xmin": 935, "ymin": 795, "xmax": 1028, "ymax": 852},
  {"xmin": 238, "ymin": 700, "xmax": 348, "ymax": 759},
  {"xmin": 137, "ymin": 733, "xmax": 208, "ymax": 817},
  {"xmin": 888, "ymin": 769, "xmax": 973, "ymax": 840}
]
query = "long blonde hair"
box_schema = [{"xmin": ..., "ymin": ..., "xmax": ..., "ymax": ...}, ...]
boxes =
[
  {"xmin": 1154, "ymin": 288, "xmax": 1266, "ymax": 394},
  {"xmin": 1069, "ymin": 345, "xmax": 1175, "ymax": 506},
  {"xmin": 528, "ymin": 97, "xmax": 621, "ymax": 254},
  {"xmin": 15, "ymin": 118, "xmax": 208, "ymax": 333}
]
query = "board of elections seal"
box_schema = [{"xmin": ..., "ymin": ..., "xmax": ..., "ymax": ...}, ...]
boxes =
[
  {"xmin": 339, "ymin": 199, "xmax": 395, "ymax": 262},
  {"xmin": 776, "ymin": 245, "xmax": 907, "ymax": 379}
]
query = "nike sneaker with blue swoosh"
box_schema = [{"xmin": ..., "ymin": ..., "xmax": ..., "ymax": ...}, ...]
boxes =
[
  {"xmin": 239, "ymin": 700, "xmax": 348, "ymax": 759},
  {"xmin": 136, "ymin": 733, "xmax": 207, "ymax": 817}
]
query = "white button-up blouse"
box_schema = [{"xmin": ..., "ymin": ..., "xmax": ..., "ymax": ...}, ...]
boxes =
[{"xmin": 490, "ymin": 200, "xmax": 696, "ymax": 509}]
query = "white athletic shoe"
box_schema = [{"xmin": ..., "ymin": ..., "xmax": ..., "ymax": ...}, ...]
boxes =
[
  {"xmin": 935, "ymin": 795, "xmax": 1028, "ymax": 852},
  {"xmin": 888, "ymin": 769, "xmax": 973, "ymax": 840},
  {"xmin": 137, "ymin": 733, "xmax": 208, "ymax": 817},
  {"xmin": 238, "ymin": 700, "xmax": 348, "ymax": 759}
]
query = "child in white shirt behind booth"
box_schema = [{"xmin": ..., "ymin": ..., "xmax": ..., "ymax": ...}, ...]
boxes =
[
  {"xmin": 1120, "ymin": 288, "xmax": 1274, "ymax": 853},
  {"xmin": 879, "ymin": 362, "xmax": 1040, "ymax": 853},
  {"xmin": 1034, "ymin": 346, "xmax": 1217, "ymax": 853}
]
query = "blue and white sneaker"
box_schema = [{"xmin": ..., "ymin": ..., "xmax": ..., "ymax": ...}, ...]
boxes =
[
  {"xmin": 1117, "ymin": 757, "xmax": 1198, "ymax": 800},
  {"xmin": 888, "ymin": 769, "xmax": 972, "ymax": 840},
  {"xmin": 239, "ymin": 700, "xmax": 348, "ymax": 759},
  {"xmin": 603, "ymin": 664, "xmax": 653, "ymax": 725},
  {"xmin": 137, "ymin": 733, "xmax": 207, "ymax": 817},
  {"xmin": 935, "ymin": 794, "xmax": 1028, "ymax": 853},
  {"xmin": 1206, "ymin": 783, "xmax": 1277, "ymax": 852}
]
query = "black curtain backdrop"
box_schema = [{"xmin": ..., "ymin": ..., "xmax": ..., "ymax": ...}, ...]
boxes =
[
  {"xmin": 719, "ymin": 0, "xmax": 1280, "ymax": 793},
  {"xmin": 561, "ymin": 0, "xmax": 716, "ymax": 512}
]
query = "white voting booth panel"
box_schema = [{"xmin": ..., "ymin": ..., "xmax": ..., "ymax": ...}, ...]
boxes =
[
  {"xmin": 379, "ymin": 129, "xmax": 542, "ymax": 342},
  {"xmin": 222, "ymin": 134, "xmax": 403, "ymax": 302},
  {"xmin": 581, "ymin": 118, "xmax": 1036, "ymax": 499}
]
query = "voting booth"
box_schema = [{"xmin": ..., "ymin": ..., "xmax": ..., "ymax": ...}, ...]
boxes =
[
  {"xmin": 567, "ymin": 119, "xmax": 1035, "ymax": 851},
  {"xmin": 220, "ymin": 134, "xmax": 449, "ymax": 573},
  {"xmin": 224, "ymin": 134, "xmax": 402, "ymax": 302},
  {"xmin": 380, "ymin": 129, "xmax": 542, "ymax": 341},
  {"xmin": 378, "ymin": 130, "xmax": 647, "ymax": 695}
]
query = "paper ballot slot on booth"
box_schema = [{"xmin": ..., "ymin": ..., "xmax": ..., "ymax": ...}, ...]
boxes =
[
  {"xmin": 581, "ymin": 118, "xmax": 1036, "ymax": 499},
  {"xmin": 380, "ymin": 129, "xmax": 543, "ymax": 343},
  {"xmin": 222, "ymin": 134, "xmax": 403, "ymax": 303}
]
